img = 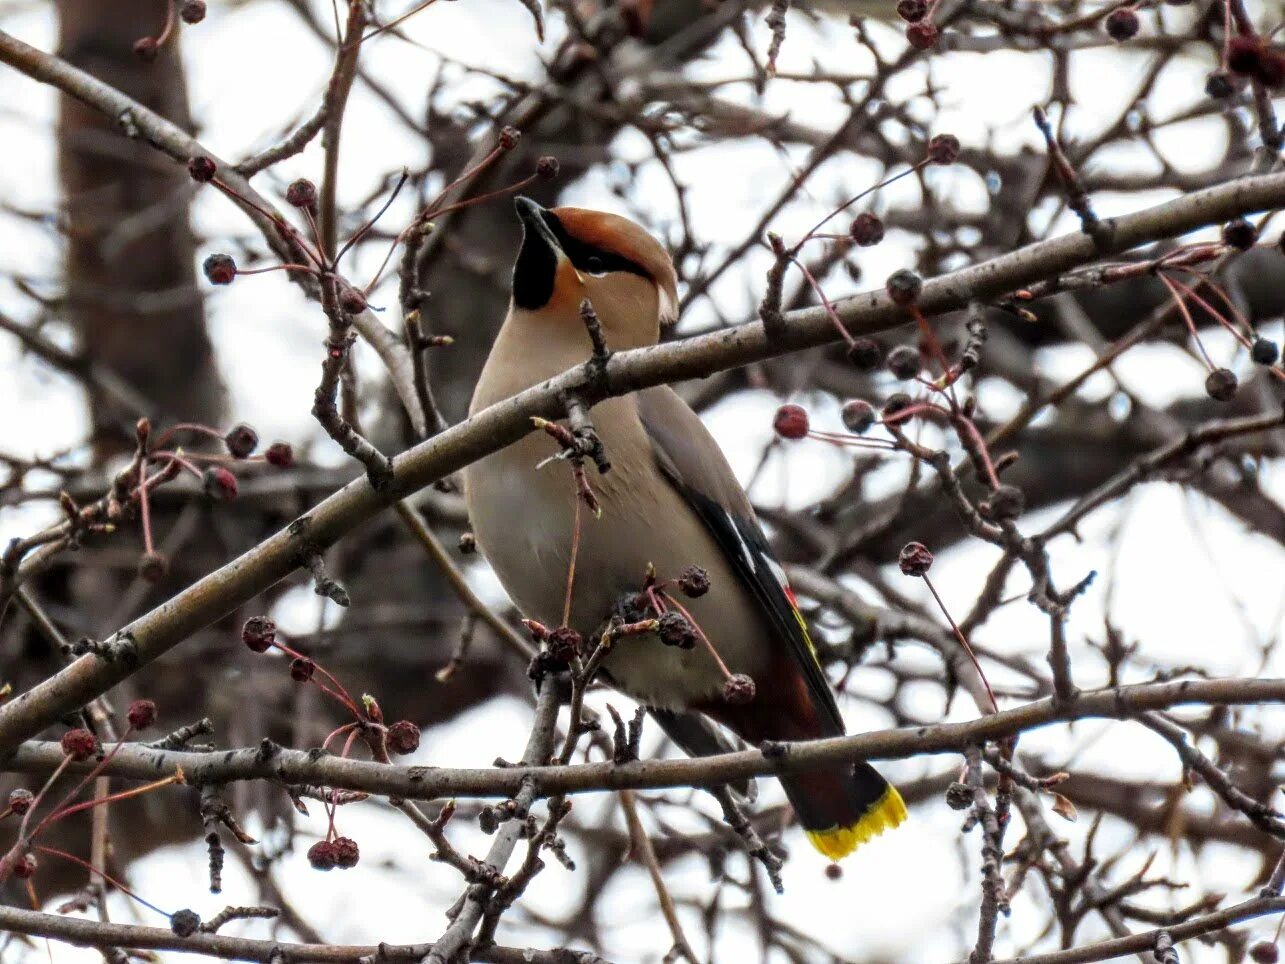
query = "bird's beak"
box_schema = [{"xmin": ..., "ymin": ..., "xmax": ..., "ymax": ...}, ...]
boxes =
[{"xmin": 514, "ymin": 196, "xmax": 563, "ymax": 256}]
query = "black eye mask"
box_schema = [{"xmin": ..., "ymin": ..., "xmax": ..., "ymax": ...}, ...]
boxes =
[{"xmin": 511, "ymin": 209, "xmax": 652, "ymax": 310}]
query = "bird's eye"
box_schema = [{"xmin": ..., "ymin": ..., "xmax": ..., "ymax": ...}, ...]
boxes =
[{"xmin": 585, "ymin": 255, "xmax": 606, "ymax": 275}]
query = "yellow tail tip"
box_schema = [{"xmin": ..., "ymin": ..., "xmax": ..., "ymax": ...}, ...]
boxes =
[{"xmin": 804, "ymin": 785, "xmax": 907, "ymax": 861}]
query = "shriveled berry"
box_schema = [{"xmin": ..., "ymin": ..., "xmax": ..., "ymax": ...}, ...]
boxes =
[
  {"xmin": 536, "ymin": 156, "xmax": 560, "ymax": 180},
  {"xmin": 927, "ymin": 133, "xmax": 960, "ymax": 165},
  {"xmin": 1104, "ymin": 8, "xmax": 1138, "ymax": 42},
  {"xmin": 658, "ymin": 610, "xmax": 697, "ymax": 649},
  {"xmin": 203, "ymin": 254, "xmax": 236, "ymax": 285},
  {"xmin": 896, "ymin": 0, "xmax": 927, "ymax": 21},
  {"xmin": 458, "ymin": 531, "xmax": 477, "ymax": 554},
  {"xmin": 885, "ymin": 269, "xmax": 923, "ymax": 306},
  {"xmin": 8, "ymin": 788, "xmax": 34, "ymax": 815},
  {"xmin": 169, "ymin": 909, "xmax": 200, "ymax": 937},
  {"xmin": 1205, "ymin": 367, "xmax": 1238, "ymax": 401},
  {"xmin": 138, "ymin": 551, "xmax": 168, "ymax": 584},
  {"xmin": 1250, "ymin": 942, "xmax": 1280, "ymax": 964},
  {"xmin": 722, "ymin": 673, "xmax": 756, "ymax": 705},
  {"xmin": 498, "ymin": 126, "xmax": 521, "ymax": 150},
  {"xmin": 133, "ymin": 37, "xmax": 159, "ymax": 62},
  {"xmin": 847, "ymin": 337, "xmax": 882, "ymax": 371},
  {"xmin": 338, "ymin": 286, "xmax": 367, "ymax": 314},
  {"xmin": 61, "ymin": 728, "xmax": 98, "ymax": 761},
  {"xmin": 945, "ymin": 781, "xmax": 973, "ymax": 810},
  {"xmin": 307, "ymin": 840, "xmax": 338, "ymax": 870},
  {"xmin": 242, "ymin": 616, "xmax": 276, "ymax": 653},
  {"xmin": 203, "ymin": 466, "xmax": 238, "ymax": 501},
  {"xmin": 478, "ymin": 807, "xmax": 499, "ymax": 834},
  {"xmin": 824, "ymin": 862, "xmax": 843, "ymax": 880},
  {"xmin": 180, "ymin": 0, "xmax": 206, "ymax": 24},
  {"xmin": 906, "ymin": 21, "xmax": 938, "ymax": 49},
  {"xmin": 127, "ymin": 699, "xmax": 157, "ymax": 729},
  {"xmin": 546, "ymin": 626, "xmax": 583, "ymax": 662},
  {"xmin": 13, "ymin": 853, "xmax": 37, "ymax": 879},
  {"xmin": 1222, "ymin": 218, "xmax": 1257, "ymax": 250},
  {"xmin": 678, "ymin": 565, "xmax": 711, "ymax": 598},
  {"xmin": 387, "ymin": 720, "xmax": 420, "ymax": 755},
  {"xmin": 285, "ymin": 178, "xmax": 317, "ymax": 209},
  {"xmin": 850, "ymin": 212, "xmax": 885, "ymax": 246},
  {"xmin": 224, "ymin": 423, "xmax": 259, "ymax": 459},
  {"xmin": 1205, "ymin": 70, "xmax": 1235, "ymax": 99},
  {"xmin": 264, "ymin": 442, "xmax": 294, "ymax": 468},
  {"xmin": 1251, "ymin": 338, "xmax": 1279, "ymax": 365},
  {"xmin": 332, "ymin": 836, "xmax": 360, "ymax": 868},
  {"xmin": 882, "ymin": 392, "xmax": 913, "ymax": 420},
  {"xmin": 980, "ymin": 484, "xmax": 1025, "ymax": 522},
  {"xmin": 773, "ymin": 404, "xmax": 810, "ymax": 440},
  {"xmin": 841, "ymin": 399, "xmax": 876, "ymax": 433},
  {"xmin": 1228, "ymin": 35, "xmax": 1264, "ymax": 76},
  {"xmin": 187, "ymin": 156, "xmax": 217, "ymax": 183},
  {"xmin": 290, "ymin": 657, "xmax": 315, "ymax": 682},
  {"xmin": 887, "ymin": 344, "xmax": 922, "ymax": 379},
  {"xmin": 898, "ymin": 541, "xmax": 933, "ymax": 577}
]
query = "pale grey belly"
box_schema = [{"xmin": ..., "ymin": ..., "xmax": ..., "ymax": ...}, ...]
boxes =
[{"xmin": 463, "ymin": 436, "xmax": 770, "ymax": 710}]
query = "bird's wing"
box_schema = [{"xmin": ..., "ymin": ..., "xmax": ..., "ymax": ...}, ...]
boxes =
[{"xmin": 634, "ymin": 386, "xmax": 844, "ymax": 736}]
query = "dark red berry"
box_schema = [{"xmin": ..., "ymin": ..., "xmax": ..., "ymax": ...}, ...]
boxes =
[
  {"xmin": 841, "ymin": 399, "xmax": 876, "ymax": 433},
  {"xmin": 285, "ymin": 178, "xmax": 317, "ymax": 209},
  {"xmin": 882, "ymin": 392, "xmax": 913, "ymax": 420},
  {"xmin": 1204, "ymin": 367, "xmax": 1238, "ymax": 401},
  {"xmin": 387, "ymin": 720, "xmax": 421, "ymax": 755},
  {"xmin": 773, "ymin": 404, "xmax": 810, "ymax": 440},
  {"xmin": 898, "ymin": 541, "xmax": 934, "ymax": 577},
  {"xmin": 1255, "ymin": 51, "xmax": 1285, "ymax": 89},
  {"xmin": 887, "ymin": 345, "xmax": 922, "ymax": 379},
  {"xmin": 13, "ymin": 853, "xmax": 37, "ymax": 879},
  {"xmin": 187, "ymin": 156, "xmax": 217, "ymax": 183},
  {"xmin": 678, "ymin": 565, "xmax": 711, "ymax": 598},
  {"xmin": 824, "ymin": 862, "xmax": 843, "ymax": 880},
  {"xmin": 224, "ymin": 423, "xmax": 259, "ymax": 459},
  {"xmin": 179, "ymin": 0, "xmax": 206, "ymax": 24},
  {"xmin": 850, "ymin": 212, "xmax": 885, "ymax": 246},
  {"xmin": 536, "ymin": 156, "xmax": 560, "ymax": 180},
  {"xmin": 169, "ymin": 909, "xmax": 200, "ymax": 937},
  {"xmin": 61, "ymin": 728, "xmax": 98, "ymax": 761},
  {"xmin": 8, "ymin": 788, "xmax": 34, "ymax": 815},
  {"xmin": 127, "ymin": 699, "xmax": 157, "ymax": 730},
  {"xmin": 546, "ymin": 626, "xmax": 583, "ymax": 662},
  {"xmin": 242, "ymin": 616, "xmax": 276, "ymax": 653},
  {"xmin": 332, "ymin": 836, "xmax": 360, "ymax": 868},
  {"xmin": 290, "ymin": 658, "xmax": 315, "ymax": 682},
  {"xmin": 906, "ymin": 21, "xmax": 938, "ymax": 49},
  {"xmin": 1250, "ymin": 942, "xmax": 1280, "ymax": 964},
  {"xmin": 203, "ymin": 254, "xmax": 236, "ymax": 285},
  {"xmin": 338, "ymin": 286, "xmax": 367, "ymax": 314},
  {"xmin": 133, "ymin": 37, "xmax": 159, "ymax": 62},
  {"xmin": 896, "ymin": 0, "xmax": 927, "ymax": 21},
  {"xmin": 658, "ymin": 611, "xmax": 697, "ymax": 649},
  {"xmin": 980, "ymin": 484, "xmax": 1025, "ymax": 522},
  {"xmin": 848, "ymin": 338, "xmax": 883, "ymax": 371},
  {"xmin": 1104, "ymin": 8, "xmax": 1138, "ymax": 42},
  {"xmin": 1251, "ymin": 338, "xmax": 1279, "ymax": 365},
  {"xmin": 722, "ymin": 673, "xmax": 757, "ymax": 705},
  {"xmin": 1228, "ymin": 35, "xmax": 1263, "ymax": 76},
  {"xmin": 886, "ymin": 269, "xmax": 923, "ymax": 305},
  {"xmin": 499, "ymin": 126, "xmax": 521, "ymax": 150},
  {"xmin": 307, "ymin": 840, "xmax": 338, "ymax": 870},
  {"xmin": 138, "ymin": 551, "xmax": 168, "ymax": 584},
  {"xmin": 927, "ymin": 133, "xmax": 960, "ymax": 165},
  {"xmin": 1205, "ymin": 70, "xmax": 1235, "ymax": 99},
  {"xmin": 264, "ymin": 442, "xmax": 294, "ymax": 468},
  {"xmin": 1222, "ymin": 218, "xmax": 1257, "ymax": 250},
  {"xmin": 458, "ymin": 531, "xmax": 477, "ymax": 554},
  {"xmin": 203, "ymin": 466, "xmax": 238, "ymax": 501}
]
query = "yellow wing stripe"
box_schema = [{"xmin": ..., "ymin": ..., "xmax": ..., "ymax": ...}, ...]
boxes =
[{"xmin": 804, "ymin": 784, "xmax": 908, "ymax": 861}]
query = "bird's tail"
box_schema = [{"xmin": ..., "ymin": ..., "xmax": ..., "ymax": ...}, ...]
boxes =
[{"xmin": 781, "ymin": 761, "xmax": 907, "ymax": 861}]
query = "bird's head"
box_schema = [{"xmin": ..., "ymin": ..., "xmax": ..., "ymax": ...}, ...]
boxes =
[{"xmin": 509, "ymin": 197, "xmax": 679, "ymax": 348}]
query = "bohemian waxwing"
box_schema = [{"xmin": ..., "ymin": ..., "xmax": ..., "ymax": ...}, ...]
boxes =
[{"xmin": 462, "ymin": 196, "xmax": 906, "ymax": 860}]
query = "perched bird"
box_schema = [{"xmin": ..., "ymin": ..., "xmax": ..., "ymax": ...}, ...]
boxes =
[{"xmin": 462, "ymin": 197, "xmax": 905, "ymax": 860}]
